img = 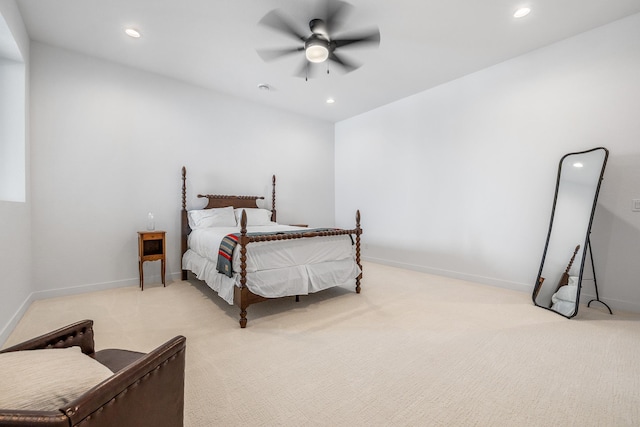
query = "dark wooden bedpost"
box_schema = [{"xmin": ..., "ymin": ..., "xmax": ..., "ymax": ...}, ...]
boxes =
[
  {"xmin": 181, "ymin": 167, "xmax": 189, "ymax": 280},
  {"xmin": 238, "ymin": 210, "xmax": 249, "ymax": 328},
  {"xmin": 355, "ymin": 209, "xmax": 363, "ymax": 294},
  {"xmin": 271, "ymin": 175, "xmax": 277, "ymax": 222}
]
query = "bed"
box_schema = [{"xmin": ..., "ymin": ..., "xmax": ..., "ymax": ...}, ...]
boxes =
[{"xmin": 180, "ymin": 167, "xmax": 363, "ymax": 328}]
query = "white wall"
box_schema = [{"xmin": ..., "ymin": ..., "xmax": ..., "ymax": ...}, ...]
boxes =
[
  {"xmin": 0, "ymin": 57, "xmax": 26, "ymax": 202},
  {"xmin": 5, "ymin": 8, "xmax": 640, "ymax": 347},
  {"xmin": 0, "ymin": 0, "xmax": 30, "ymax": 344},
  {"xmin": 29, "ymin": 42, "xmax": 335, "ymax": 296},
  {"xmin": 336, "ymin": 14, "xmax": 640, "ymax": 312}
]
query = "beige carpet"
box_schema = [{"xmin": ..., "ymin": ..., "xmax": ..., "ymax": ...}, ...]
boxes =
[{"xmin": 5, "ymin": 262, "xmax": 640, "ymax": 426}]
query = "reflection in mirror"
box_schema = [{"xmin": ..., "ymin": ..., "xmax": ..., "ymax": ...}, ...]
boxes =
[{"xmin": 533, "ymin": 147, "xmax": 609, "ymax": 318}]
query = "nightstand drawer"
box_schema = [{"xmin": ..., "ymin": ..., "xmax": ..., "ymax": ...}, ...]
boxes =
[{"xmin": 141, "ymin": 232, "xmax": 164, "ymax": 241}]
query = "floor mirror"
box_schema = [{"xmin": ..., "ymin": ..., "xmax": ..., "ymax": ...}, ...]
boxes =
[{"xmin": 533, "ymin": 147, "xmax": 609, "ymax": 318}]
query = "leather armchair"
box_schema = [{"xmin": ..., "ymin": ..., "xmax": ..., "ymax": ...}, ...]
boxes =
[{"xmin": 0, "ymin": 320, "xmax": 186, "ymax": 427}]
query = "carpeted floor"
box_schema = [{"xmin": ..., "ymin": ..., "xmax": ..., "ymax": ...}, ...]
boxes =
[{"xmin": 5, "ymin": 261, "xmax": 640, "ymax": 426}]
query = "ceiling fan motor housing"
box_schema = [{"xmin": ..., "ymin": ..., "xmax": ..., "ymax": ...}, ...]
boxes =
[{"xmin": 309, "ymin": 18, "xmax": 328, "ymax": 37}]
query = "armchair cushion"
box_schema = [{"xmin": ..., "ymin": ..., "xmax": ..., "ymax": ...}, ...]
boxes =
[
  {"xmin": 0, "ymin": 320, "xmax": 185, "ymax": 427},
  {"xmin": 0, "ymin": 346, "xmax": 113, "ymax": 411}
]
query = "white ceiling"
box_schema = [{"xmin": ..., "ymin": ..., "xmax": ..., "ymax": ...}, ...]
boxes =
[{"xmin": 15, "ymin": 0, "xmax": 640, "ymax": 123}]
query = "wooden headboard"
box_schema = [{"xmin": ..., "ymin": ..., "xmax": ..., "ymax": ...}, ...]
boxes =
[
  {"xmin": 197, "ymin": 194, "xmax": 264, "ymax": 210},
  {"xmin": 180, "ymin": 167, "xmax": 277, "ymax": 279}
]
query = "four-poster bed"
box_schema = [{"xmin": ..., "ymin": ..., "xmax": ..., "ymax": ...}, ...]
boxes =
[{"xmin": 180, "ymin": 167, "xmax": 363, "ymax": 328}]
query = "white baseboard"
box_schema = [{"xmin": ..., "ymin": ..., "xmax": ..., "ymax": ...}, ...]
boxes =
[
  {"xmin": 578, "ymin": 292, "xmax": 640, "ymax": 315},
  {"xmin": 3, "ymin": 264, "xmax": 637, "ymax": 347},
  {"xmin": 0, "ymin": 271, "xmax": 184, "ymax": 347},
  {"xmin": 0, "ymin": 293, "xmax": 36, "ymax": 346},
  {"xmin": 362, "ymin": 256, "xmax": 532, "ymax": 293},
  {"xmin": 362, "ymin": 256, "xmax": 640, "ymax": 314}
]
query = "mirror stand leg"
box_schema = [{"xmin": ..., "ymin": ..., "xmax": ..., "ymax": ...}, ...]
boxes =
[{"xmin": 586, "ymin": 237, "xmax": 613, "ymax": 315}]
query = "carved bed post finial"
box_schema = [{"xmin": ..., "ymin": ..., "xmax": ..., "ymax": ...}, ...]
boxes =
[
  {"xmin": 240, "ymin": 209, "xmax": 247, "ymax": 234},
  {"xmin": 181, "ymin": 166, "xmax": 187, "ymax": 211},
  {"xmin": 271, "ymin": 175, "xmax": 277, "ymax": 222}
]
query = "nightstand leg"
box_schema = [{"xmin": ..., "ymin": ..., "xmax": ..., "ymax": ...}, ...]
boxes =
[
  {"xmin": 161, "ymin": 258, "xmax": 166, "ymax": 287},
  {"xmin": 139, "ymin": 260, "xmax": 144, "ymax": 291}
]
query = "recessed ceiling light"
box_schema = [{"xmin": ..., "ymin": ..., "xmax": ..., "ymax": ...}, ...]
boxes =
[
  {"xmin": 125, "ymin": 28, "xmax": 141, "ymax": 38},
  {"xmin": 514, "ymin": 7, "xmax": 531, "ymax": 18},
  {"xmin": 257, "ymin": 83, "xmax": 270, "ymax": 91},
  {"xmin": 326, "ymin": 98, "xmax": 335, "ymax": 104}
]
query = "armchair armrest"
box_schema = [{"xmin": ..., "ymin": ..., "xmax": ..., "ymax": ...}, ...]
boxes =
[
  {"xmin": 0, "ymin": 410, "xmax": 69, "ymax": 426},
  {"xmin": 62, "ymin": 335, "xmax": 186, "ymax": 427},
  {"xmin": 0, "ymin": 320, "xmax": 95, "ymax": 356}
]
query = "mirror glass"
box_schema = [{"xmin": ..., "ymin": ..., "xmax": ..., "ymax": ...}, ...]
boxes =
[{"xmin": 533, "ymin": 147, "xmax": 608, "ymax": 318}]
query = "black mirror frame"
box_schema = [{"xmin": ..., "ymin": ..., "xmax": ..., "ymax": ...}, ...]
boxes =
[{"xmin": 532, "ymin": 147, "xmax": 609, "ymax": 318}]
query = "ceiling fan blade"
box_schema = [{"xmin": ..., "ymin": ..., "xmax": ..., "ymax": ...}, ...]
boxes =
[
  {"xmin": 328, "ymin": 52, "xmax": 360, "ymax": 73},
  {"xmin": 259, "ymin": 9, "xmax": 307, "ymax": 41},
  {"xmin": 322, "ymin": 0, "xmax": 353, "ymax": 35},
  {"xmin": 257, "ymin": 47, "xmax": 304, "ymax": 62},
  {"xmin": 332, "ymin": 28, "xmax": 380, "ymax": 49}
]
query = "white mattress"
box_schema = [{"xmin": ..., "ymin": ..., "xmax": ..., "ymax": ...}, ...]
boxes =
[{"xmin": 182, "ymin": 224, "xmax": 360, "ymax": 304}]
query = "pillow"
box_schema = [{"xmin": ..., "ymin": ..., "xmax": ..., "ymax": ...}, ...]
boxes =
[
  {"xmin": 0, "ymin": 346, "xmax": 114, "ymax": 411},
  {"xmin": 234, "ymin": 208, "xmax": 273, "ymax": 226},
  {"xmin": 188, "ymin": 207, "xmax": 237, "ymax": 228},
  {"xmin": 553, "ymin": 285, "xmax": 578, "ymax": 303}
]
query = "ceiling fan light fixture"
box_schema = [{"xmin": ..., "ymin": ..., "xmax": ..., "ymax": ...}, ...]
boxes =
[{"xmin": 305, "ymin": 36, "xmax": 329, "ymax": 63}]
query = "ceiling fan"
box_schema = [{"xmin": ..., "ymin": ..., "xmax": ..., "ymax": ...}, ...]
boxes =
[{"xmin": 256, "ymin": 0, "xmax": 380, "ymax": 80}]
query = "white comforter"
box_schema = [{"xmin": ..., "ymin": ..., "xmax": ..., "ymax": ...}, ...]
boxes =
[{"xmin": 182, "ymin": 224, "xmax": 360, "ymax": 304}]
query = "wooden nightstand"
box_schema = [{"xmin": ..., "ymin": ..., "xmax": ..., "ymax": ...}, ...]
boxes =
[{"xmin": 137, "ymin": 231, "xmax": 166, "ymax": 291}]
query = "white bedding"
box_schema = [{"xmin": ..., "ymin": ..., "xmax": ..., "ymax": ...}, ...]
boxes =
[{"xmin": 182, "ymin": 224, "xmax": 360, "ymax": 304}]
